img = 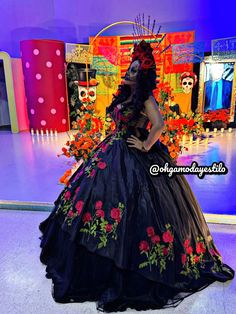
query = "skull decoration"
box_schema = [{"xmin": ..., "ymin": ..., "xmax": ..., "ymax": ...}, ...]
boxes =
[
  {"xmin": 78, "ymin": 86, "xmax": 97, "ymax": 103},
  {"xmin": 180, "ymin": 72, "xmax": 198, "ymax": 94},
  {"xmin": 77, "ymin": 69, "xmax": 99, "ymax": 104}
]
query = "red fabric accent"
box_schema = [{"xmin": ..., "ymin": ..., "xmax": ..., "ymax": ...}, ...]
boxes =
[{"xmin": 20, "ymin": 39, "xmax": 69, "ymax": 132}]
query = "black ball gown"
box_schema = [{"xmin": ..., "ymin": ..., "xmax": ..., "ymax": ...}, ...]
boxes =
[{"xmin": 39, "ymin": 101, "xmax": 234, "ymax": 312}]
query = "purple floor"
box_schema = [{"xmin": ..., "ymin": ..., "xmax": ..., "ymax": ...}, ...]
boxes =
[{"xmin": 0, "ymin": 129, "xmax": 236, "ymax": 215}]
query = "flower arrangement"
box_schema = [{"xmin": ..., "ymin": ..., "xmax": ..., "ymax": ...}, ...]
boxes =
[
  {"xmin": 58, "ymin": 102, "xmax": 115, "ymax": 184},
  {"xmin": 152, "ymin": 82, "xmax": 204, "ymax": 160},
  {"xmin": 203, "ymin": 108, "xmax": 230, "ymax": 129}
]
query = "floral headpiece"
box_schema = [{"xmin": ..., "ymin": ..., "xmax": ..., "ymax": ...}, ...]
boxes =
[{"xmin": 180, "ymin": 72, "xmax": 198, "ymax": 86}]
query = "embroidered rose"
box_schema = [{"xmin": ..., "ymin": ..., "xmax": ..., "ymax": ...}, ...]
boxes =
[
  {"xmin": 146, "ymin": 226, "xmax": 155, "ymax": 237},
  {"xmin": 64, "ymin": 191, "xmax": 71, "ymax": 200},
  {"xmin": 75, "ymin": 200, "xmax": 84, "ymax": 215},
  {"xmin": 105, "ymin": 224, "xmax": 113, "ymax": 233},
  {"xmin": 90, "ymin": 169, "xmax": 96, "ymax": 177},
  {"xmin": 101, "ymin": 144, "xmax": 108, "ymax": 153},
  {"xmin": 139, "ymin": 240, "xmax": 150, "ymax": 252},
  {"xmin": 68, "ymin": 210, "xmax": 74, "ymax": 217},
  {"xmin": 97, "ymin": 161, "xmax": 107, "ymax": 169},
  {"xmin": 186, "ymin": 246, "xmax": 193, "ymax": 255},
  {"xmin": 181, "ymin": 254, "xmax": 187, "ymax": 265},
  {"xmin": 151, "ymin": 235, "xmax": 160, "ymax": 244},
  {"xmin": 75, "ymin": 186, "xmax": 80, "ymax": 194},
  {"xmin": 82, "ymin": 212, "xmax": 92, "ymax": 222},
  {"xmin": 194, "ymin": 255, "xmax": 200, "ymax": 263},
  {"xmin": 95, "ymin": 200, "xmax": 103, "ymax": 210},
  {"xmin": 162, "ymin": 230, "xmax": 174, "ymax": 243},
  {"xmin": 110, "ymin": 207, "xmax": 121, "ymax": 222},
  {"xmin": 184, "ymin": 239, "xmax": 190, "ymax": 248},
  {"xmin": 163, "ymin": 247, "xmax": 169, "ymax": 256},
  {"xmin": 96, "ymin": 209, "xmax": 105, "ymax": 218},
  {"xmin": 196, "ymin": 242, "xmax": 206, "ymax": 254}
]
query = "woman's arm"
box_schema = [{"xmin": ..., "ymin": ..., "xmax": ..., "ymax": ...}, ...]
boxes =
[{"xmin": 142, "ymin": 95, "xmax": 165, "ymax": 151}]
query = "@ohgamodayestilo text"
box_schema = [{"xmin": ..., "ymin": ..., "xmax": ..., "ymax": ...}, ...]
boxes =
[{"xmin": 149, "ymin": 161, "xmax": 228, "ymax": 178}]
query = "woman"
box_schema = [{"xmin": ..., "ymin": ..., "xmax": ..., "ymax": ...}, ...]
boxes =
[{"xmin": 39, "ymin": 40, "xmax": 234, "ymax": 312}]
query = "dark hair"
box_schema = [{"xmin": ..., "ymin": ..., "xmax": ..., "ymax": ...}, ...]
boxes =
[{"xmin": 107, "ymin": 41, "xmax": 157, "ymax": 120}]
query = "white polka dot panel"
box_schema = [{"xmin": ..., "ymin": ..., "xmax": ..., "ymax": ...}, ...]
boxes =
[
  {"xmin": 58, "ymin": 73, "xmax": 63, "ymax": 80},
  {"xmin": 46, "ymin": 61, "xmax": 52, "ymax": 68},
  {"xmin": 38, "ymin": 97, "xmax": 44, "ymax": 104},
  {"xmin": 62, "ymin": 119, "xmax": 66, "ymax": 124},
  {"xmin": 51, "ymin": 108, "xmax": 56, "ymax": 114},
  {"xmin": 60, "ymin": 97, "xmax": 65, "ymax": 103},
  {"xmin": 36, "ymin": 73, "xmax": 42, "ymax": 80},
  {"xmin": 56, "ymin": 49, "xmax": 61, "ymax": 56},
  {"xmin": 25, "ymin": 62, "xmax": 30, "ymax": 68},
  {"xmin": 30, "ymin": 109, "xmax": 35, "ymax": 115},
  {"xmin": 41, "ymin": 120, "xmax": 46, "ymax": 126},
  {"xmin": 33, "ymin": 49, "xmax": 39, "ymax": 55}
]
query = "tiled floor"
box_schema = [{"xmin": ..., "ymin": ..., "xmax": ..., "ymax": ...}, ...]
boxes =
[
  {"xmin": 0, "ymin": 209, "xmax": 235, "ymax": 314},
  {"xmin": 0, "ymin": 129, "xmax": 236, "ymax": 214}
]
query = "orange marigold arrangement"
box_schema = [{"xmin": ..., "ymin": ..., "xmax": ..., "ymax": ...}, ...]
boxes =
[
  {"xmin": 58, "ymin": 102, "xmax": 115, "ymax": 184},
  {"xmin": 152, "ymin": 82, "xmax": 204, "ymax": 160}
]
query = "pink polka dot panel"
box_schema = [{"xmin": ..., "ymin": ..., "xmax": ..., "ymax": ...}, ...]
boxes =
[
  {"xmin": 46, "ymin": 61, "xmax": 52, "ymax": 68},
  {"xmin": 38, "ymin": 97, "xmax": 44, "ymax": 104},
  {"xmin": 20, "ymin": 39, "xmax": 69, "ymax": 132},
  {"xmin": 33, "ymin": 49, "xmax": 39, "ymax": 55}
]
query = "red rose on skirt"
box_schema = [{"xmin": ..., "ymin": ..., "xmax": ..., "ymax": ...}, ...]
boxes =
[
  {"xmin": 163, "ymin": 247, "xmax": 169, "ymax": 256},
  {"xmin": 97, "ymin": 161, "xmax": 107, "ymax": 169},
  {"xmin": 181, "ymin": 253, "xmax": 187, "ymax": 265},
  {"xmin": 96, "ymin": 209, "xmax": 105, "ymax": 218},
  {"xmin": 186, "ymin": 246, "xmax": 193, "ymax": 255},
  {"xmin": 95, "ymin": 200, "xmax": 103, "ymax": 210},
  {"xmin": 146, "ymin": 226, "xmax": 155, "ymax": 237},
  {"xmin": 139, "ymin": 240, "xmax": 150, "ymax": 252},
  {"xmin": 151, "ymin": 235, "xmax": 160, "ymax": 244},
  {"xmin": 64, "ymin": 191, "xmax": 71, "ymax": 200},
  {"xmin": 196, "ymin": 242, "xmax": 206, "ymax": 254},
  {"xmin": 105, "ymin": 224, "xmax": 113, "ymax": 233},
  {"xmin": 68, "ymin": 210, "xmax": 74, "ymax": 218},
  {"xmin": 101, "ymin": 144, "xmax": 108, "ymax": 153},
  {"xmin": 82, "ymin": 212, "xmax": 92, "ymax": 222},
  {"xmin": 184, "ymin": 239, "xmax": 190, "ymax": 248},
  {"xmin": 90, "ymin": 169, "xmax": 96, "ymax": 177},
  {"xmin": 162, "ymin": 230, "xmax": 174, "ymax": 243},
  {"xmin": 75, "ymin": 200, "xmax": 84, "ymax": 215},
  {"xmin": 194, "ymin": 255, "xmax": 200, "ymax": 263},
  {"xmin": 110, "ymin": 207, "xmax": 121, "ymax": 222}
]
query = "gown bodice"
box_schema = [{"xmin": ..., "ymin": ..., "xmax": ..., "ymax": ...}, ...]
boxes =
[{"xmin": 110, "ymin": 102, "xmax": 150, "ymax": 140}]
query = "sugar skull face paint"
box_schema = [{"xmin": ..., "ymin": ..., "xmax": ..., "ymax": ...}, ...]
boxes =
[{"xmin": 124, "ymin": 60, "xmax": 140, "ymax": 82}]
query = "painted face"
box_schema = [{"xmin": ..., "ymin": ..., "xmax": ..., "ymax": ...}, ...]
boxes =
[
  {"xmin": 78, "ymin": 86, "xmax": 97, "ymax": 103},
  {"xmin": 182, "ymin": 77, "xmax": 194, "ymax": 94},
  {"xmin": 124, "ymin": 60, "xmax": 140, "ymax": 82}
]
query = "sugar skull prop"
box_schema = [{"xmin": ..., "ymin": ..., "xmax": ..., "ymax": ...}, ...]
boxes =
[
  {"xmin": 77, "ymin": 69, "xmax": 99, "ymax": 105},
  {"xmin": 180, "ymin": 72, "xmax": 198, "ymax": 94}
]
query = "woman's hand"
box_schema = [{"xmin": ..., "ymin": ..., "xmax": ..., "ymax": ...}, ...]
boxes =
[{"xmin": 126, "ymin": 135, "xmax": 148, "ymax": 152}]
